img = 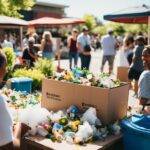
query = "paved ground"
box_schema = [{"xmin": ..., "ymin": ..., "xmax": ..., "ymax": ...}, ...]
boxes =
[
  {"xmin": 55, "ymin": 49, "xmax": 109, "ymax": 75},
  {"xmin": 54, "ymin": 50, "xmax": 141, "ymax": 115}
]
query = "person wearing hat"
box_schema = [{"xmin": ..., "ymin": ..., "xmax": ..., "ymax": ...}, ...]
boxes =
[
  {"xmin": 77, "ymin": 26, "xmax": 92, "ymax": 69},
  {"xmin": 128, "ymin": 35, "xmax": 145, "ymax": 95},
  {"xmin": 101, "ymin": 29, "xmax": 117, "ymax": 74},
  {"xmin": 67, "ymin": 28, "xmax": 79, "ymax": 69},
  {"xmin": 22, "ymin": 37, "xmax": 38, "ymax": 67}
]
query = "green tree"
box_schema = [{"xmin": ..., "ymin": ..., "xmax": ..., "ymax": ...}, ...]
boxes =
[
  {"xmin": 0, "ymin": 0, "xmax": 35, "ymax": 18},
  {"xmin": 105, "ymin": 22, "xmax": 126, "ymax": 35},
  {"xmin": 83, "ymin": 14, "xmax": 97, "ymax": 31},
  {"xmin": 92, "ymin": 26, "xmax": 107, "ymax": 36},
  {"xmin": 124, "ymin": 24, "xmax": 148, "ymax": 34}
]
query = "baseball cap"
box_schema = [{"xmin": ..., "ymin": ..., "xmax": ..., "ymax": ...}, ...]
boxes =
[
  {"xmin": 82, "ymin": 26, "xmax": 89, "ymax": 32},
  {"xmin": 107, "ymin": 29, "xmax": 113, "ymax": 34},
  {"xmin": 73, "ymin": 28, "xmax": 78, "ymax": 33}
]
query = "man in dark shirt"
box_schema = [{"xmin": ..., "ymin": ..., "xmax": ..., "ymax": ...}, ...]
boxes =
[{"xmin": 22, "ymin": 37, "xmax": 38, "ymax": 67}]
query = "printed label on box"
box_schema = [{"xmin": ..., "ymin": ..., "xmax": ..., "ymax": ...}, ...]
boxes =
[{"xmin": 46, "ymin": 92, "xmax": 61, "ymax": 101}]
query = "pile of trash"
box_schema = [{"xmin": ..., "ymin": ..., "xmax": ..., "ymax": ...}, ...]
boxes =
[
  {"xmin": 0, "ymin": 88, "xmax": 41, "ymax": 109},
  {"xmin": 20, "ymin": 105, "xmax": 121, "ymax": 144},
  {"xmin": 51, "ymin": 68, "xmax": 122, "ymax": 88}
]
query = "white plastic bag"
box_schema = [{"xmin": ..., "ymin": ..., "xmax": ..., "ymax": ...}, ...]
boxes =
[
  {"xmin": 49, "ymin": 110, "xmax": 65, "ymax": 122},
  {"xmin": 18, "ymin": 106, "xmax": 51, "ymax": 135},
  {"xmin": 81, "ymin": 107, "xmax": 101, "ymax": 126},
  {"xmin": 100, "ymin": 77, "xmax": 115, "ymax": 88},
  {"xmin": 74, "ymin": 121, "xmax": 93, "ymax": 143}
]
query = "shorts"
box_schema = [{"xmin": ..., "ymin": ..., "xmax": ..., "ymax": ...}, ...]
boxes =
[
  {"xmin": 102, "ymin": 55, "xmax": 115, "ymax": 68},
  {"xmin": 128, "ymin": 68, "xmax": 143, "ymax": 80},
  {"xmin": 42, "ymin": 51, "xmax": 54, "ymax": 60}
]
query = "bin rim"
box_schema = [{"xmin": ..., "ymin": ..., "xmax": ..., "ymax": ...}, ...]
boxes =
[
  {"xmin": 11, "ymin": 77, "xmax": 33, "ymax": 82},
  {"xmin": 121, "ymin": 115, "xmax": 150, "ymax": 136}
]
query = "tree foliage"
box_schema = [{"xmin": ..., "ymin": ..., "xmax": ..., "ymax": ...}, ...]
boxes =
[
  {"xmin": 92, "ymin": 26, "xmax": 106, "ymax": 35},
  {"xmin": 124, "ymin": 24, "xmax": 148, "ymax": 35},
  {"xmin": 0, "ymin": 0, "xmax": 35, "ymax": 18},
  {"xmin": 83, "ymin": 14, "xmax": 97, "ymax": 31},
  {"xmin": 82, "ymin": 13, "xmax": 148, "ymax": 36}
]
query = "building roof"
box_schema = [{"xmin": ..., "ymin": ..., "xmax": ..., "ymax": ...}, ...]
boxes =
[
  {"xmin": 36, "ymin": 0, "xmax": 68, "ymax": 8},
  {"xmin": 0, "ymin": 15, "xmax": 28, "ymax": 26}
]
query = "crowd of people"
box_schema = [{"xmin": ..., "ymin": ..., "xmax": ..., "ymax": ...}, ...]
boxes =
[
  {"xmin": 0, "ymin": 33, "xmax": 20, "ymax": 50},
  {"xmin": 0, "ymin": 27, "xmax": 149, "ymax": 72}
]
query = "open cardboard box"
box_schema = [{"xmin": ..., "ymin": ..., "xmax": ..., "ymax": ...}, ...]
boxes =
[
  {"xmin": 21, "ymin": 78, "xmax": 127, "ymax": 150},
  {"xmin": 41, "ymin": 78, "xmax": 129, "ymax": 124},
  {"xmin": 115, "ymin": 67, "xmax": 129, "ymax": 83}
]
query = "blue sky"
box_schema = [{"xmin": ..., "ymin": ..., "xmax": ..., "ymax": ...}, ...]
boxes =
[{"xmin": 41, "ymin": 0, "xmax": 150, "ymax": 21}]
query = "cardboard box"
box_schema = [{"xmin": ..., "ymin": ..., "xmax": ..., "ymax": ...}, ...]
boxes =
[
  {"xmin": 42, "ymin": 79, "xmax": 129, "ymax": 124},
  {"xmin": 21, "ymin": 134, "xmax": 123, "ymax": 150},
  {"xmin": 116, "ymin": 67, "xmax": 129, "ymax": 82}
]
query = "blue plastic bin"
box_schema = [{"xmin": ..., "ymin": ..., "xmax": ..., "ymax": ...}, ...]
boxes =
[
  {"xmin": 121, "ymin": 115, "xmax": 150, "ymax": 150},
  {"xmin": 11, "ymin": 77, "xmax": 33, "ymax": 93}
]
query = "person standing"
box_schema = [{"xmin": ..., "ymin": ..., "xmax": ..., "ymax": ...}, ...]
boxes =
[
  {"xmin": 138, "ymin": 46, "xmax": 150, "ymax": 113},
  {"xmin": 128, "ymin": 36, "xmax": 145, "ymax": 95},
  {"xmin": 23, "ymin": 33, "xmax": 29, "ymax": 49},
  {"xmin": 67, "ymin": 28, "xmax": 78, "ymax": 69},
  {"xmin": 123, "ymin": 35, "xmax": 134, "ymax": 65},
  {"xmin": 77, "ymin": 26, "xmax": 91, "ymax": 70},
  {"xmin": 41, "ymin": 31, "xmax": 54, "ymax": 60},
  {"xmin": 1, "ymin": 34, "xmax": 13, "ymax": 49},
  {"xmin": 101, "ymin": 29, "xmax": 117, "ymax": 74}
]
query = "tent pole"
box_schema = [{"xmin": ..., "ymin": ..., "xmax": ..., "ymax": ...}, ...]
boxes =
[
  {"xmin": 148, "ymin": 16, "xmax": 150, "ymax": 45},
  {"xmin": 20, "ymin": 26, "xmax": 23, "ymax": 51}
]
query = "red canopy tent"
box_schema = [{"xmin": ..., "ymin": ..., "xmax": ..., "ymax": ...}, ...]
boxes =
[
  {"xmin": 28, "ymin": 17, "xmax": 85, "ymax": 27},
  {"xmin": 61, "ymin": 18, "xmax": 85, "ymax": 25}
]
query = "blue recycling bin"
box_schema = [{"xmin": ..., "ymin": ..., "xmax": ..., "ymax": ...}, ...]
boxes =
[
  {"xmin": 11, "ymin": 77, "xmax": 33, "ymax": 93},
  {"xmin": 121, "ymin": 115, "xmax": 150, "ymax": 150}
]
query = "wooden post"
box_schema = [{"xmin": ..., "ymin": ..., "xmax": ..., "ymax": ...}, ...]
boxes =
[
  {"xmin": 20, "ymin": 26, "xmax": 23, "ymax": 51},
  {"xmin": 148, "ymin": 16, "xmax": 150, "ymax": 45}
]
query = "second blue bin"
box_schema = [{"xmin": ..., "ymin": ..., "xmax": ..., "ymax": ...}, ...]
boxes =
[{"xmin": 121, "ymin": 115, "xmax": 150, "ymax": 150}]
